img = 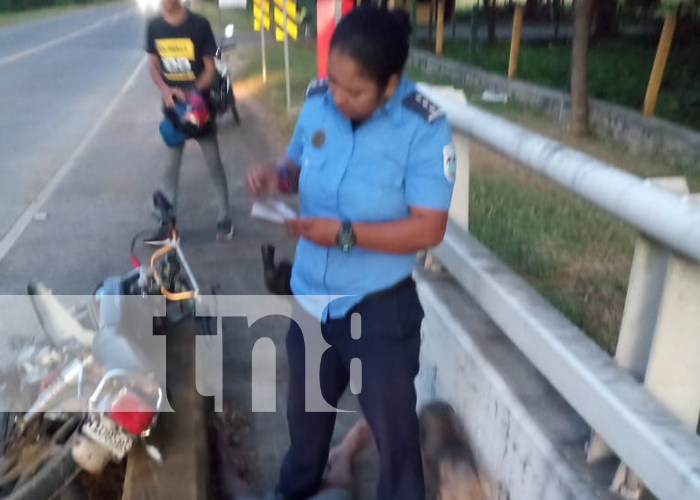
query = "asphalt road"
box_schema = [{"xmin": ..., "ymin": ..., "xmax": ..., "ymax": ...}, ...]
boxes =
[
  {"xmin": 0, "ymin": 7, "xmax": 378, "ymax": 497},
  {"xmin": 0, "ymin": 1, "xmax": 293, "ymax": 337}
]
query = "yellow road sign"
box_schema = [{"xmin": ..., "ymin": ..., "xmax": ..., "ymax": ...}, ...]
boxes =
[
  {"xmin": 253, "ymin": 3, "xmax": 271, "ymax": 30},
  {"xmin": 254, "ymin": 0, "xmax": 298, "ymax": 41},
  {"xmin": 274, "ymin": 7, "xmax": 298, "ymax": 40},
  {"xmin": 273, "ymin": 0, "xmax": 297, "ymax": 20}
]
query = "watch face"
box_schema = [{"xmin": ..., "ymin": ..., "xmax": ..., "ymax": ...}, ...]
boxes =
[{"xmin": 337, "ymin": 223, "xmax": 355, "ymax": 252}]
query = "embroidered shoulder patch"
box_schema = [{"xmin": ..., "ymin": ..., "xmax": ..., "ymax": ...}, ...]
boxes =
[
  {"xmin": 443, "ymin": 143, "xmax": 456, "ymax": 183},
  {"xmin": 306, "ymin": 78, "xmax": 329, "ymax": 98},
  {"xmin": 402, "ymin": 92, "xmax": 445, "ymax": 123}
]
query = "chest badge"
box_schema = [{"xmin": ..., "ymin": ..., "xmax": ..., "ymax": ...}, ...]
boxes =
[{"xmin": 312, "ymin": 130, "xmax": 325, "ymax": 148}]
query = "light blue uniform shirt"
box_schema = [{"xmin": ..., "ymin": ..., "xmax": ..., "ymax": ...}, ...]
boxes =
[{"xmin": 286, "ymin": 77, "xmax": 456, "ymax": 320}]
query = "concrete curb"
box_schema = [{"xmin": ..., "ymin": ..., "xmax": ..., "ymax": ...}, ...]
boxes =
[{"xmin": 122, "ymin": 319, "xmax": 212, "ymax": 500}]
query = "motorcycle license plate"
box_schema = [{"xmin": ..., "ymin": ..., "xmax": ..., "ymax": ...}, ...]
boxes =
[{"xmin": 82, "ymin": 418, "xmax": 134, "ymax": 460}]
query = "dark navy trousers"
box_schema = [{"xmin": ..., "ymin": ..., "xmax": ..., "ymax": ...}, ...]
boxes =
[{"xmin": 278, "ymin": 280, "xmax": 426, "ymax": 500}]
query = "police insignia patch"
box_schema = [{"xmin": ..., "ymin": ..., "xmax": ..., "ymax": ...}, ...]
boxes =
[
  {"xmin": 403, "ymin": 92, "xmax": 445, "ymax": 123},
  {"xmin": 306, "ymin": 78, "xmax": 329, "ymax": 98},
  {"xmin": 443, "ymin": 143, "xmax": 456, "ymax": 183},
  {"xmin": 312, "ymin": 130, "xmax": 325, "ymax": 148}
]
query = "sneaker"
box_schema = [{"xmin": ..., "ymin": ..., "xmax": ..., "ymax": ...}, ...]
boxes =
[
  {"xmin": 216, "ymin": 219, "xmax": 234, "ymax": 242},
  {"xmin": 143, "ymin": 225, "xmax": 171, "ymax": 245}
]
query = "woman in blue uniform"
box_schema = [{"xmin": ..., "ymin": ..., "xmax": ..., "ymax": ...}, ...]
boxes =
[{"xmin": 247, "ymin": 7, "xmax": 455, "ymax": 500}]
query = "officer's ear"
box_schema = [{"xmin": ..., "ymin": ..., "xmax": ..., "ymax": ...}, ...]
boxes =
[{"xmin": 382, "ymin": 74, "xmax": 401, "ymax": 102}]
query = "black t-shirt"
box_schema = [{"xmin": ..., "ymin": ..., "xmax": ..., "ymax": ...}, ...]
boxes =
[{"xmin": 146, "ymin": 13, "xmax": 216, "ymax": 89}]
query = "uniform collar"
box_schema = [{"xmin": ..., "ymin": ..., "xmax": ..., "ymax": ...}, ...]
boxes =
[
  {"xmin": 322, "ymin": 77, "xmax": 410, "ymax": 127},
  {"xmin": 376, "ymin": 77, "xmax": 410, "ymax": 126}
]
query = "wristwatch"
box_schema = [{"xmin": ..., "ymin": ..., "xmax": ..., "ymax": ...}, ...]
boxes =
[{"xmin": 336, "ymin": 222, "xmax": 356, "ymax": 253}]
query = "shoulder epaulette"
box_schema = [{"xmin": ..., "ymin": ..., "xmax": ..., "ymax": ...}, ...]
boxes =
[
  {"xmin": 306, "ymin": 78, "xmax": 329, "ymax": 98},
  {"xmin": 402, "ymin": 92, "xmax": 445, "ymax": 123}
]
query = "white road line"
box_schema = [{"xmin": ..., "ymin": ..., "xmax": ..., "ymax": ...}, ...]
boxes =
[
  {"xmin": 0, "ymin": 9, "xmax": 131, "ymax": 67},
  {"xmin": 0, "ymin": 55, "xmax": 147, "ymax": 263}
]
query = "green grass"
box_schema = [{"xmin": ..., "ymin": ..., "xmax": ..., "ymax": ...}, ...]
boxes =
[
  {"xmin": 236, "ymin": 37, "xmax": 319, "ymax": 137},
  {"xmin": 439, "ymin": 38, "xmax": 700, "ymax": 131},
  {"xmin": 468, "ymin": 166, "xmax": 634, "ymax": 351},
  {"xmin": 0, "ymin": 1, "xmax": 109, "ymax": 27},
  {"xmin": 192, "ymin": 0, "xmax": 253, "ymax": 33}
]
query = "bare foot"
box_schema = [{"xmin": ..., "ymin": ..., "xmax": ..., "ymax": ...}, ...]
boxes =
[
  {"xmin": 322, "ymin": 420, "xmax": 372, "ymax": 489},
  {"xmin": 438, "ymin": 461, "xmax": 490, "ymax": 500}
]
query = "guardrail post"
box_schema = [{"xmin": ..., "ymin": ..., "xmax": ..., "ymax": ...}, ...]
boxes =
[
  {"xmin": 447, "ymin": 131, "xmax": 470, "ymax": 233},
  {"xmin": 586, "ymin": 179, "xmax": 700, "ymax": 498},
  {"xmin": 587, "ymin": 177, "xmax": 689, "ymax": 464},
  {"xmin": 612, "ymin": 192, "xmax": 700, "ymax": 499},
  {"xmin": 644, "ymin": 192, "xmax": 700, "ymax": 428}
]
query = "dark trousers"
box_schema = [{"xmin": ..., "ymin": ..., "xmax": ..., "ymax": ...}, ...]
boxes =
[{"xmin": 279, "ymin": 280, "xmax": 426, "ymax": 500}]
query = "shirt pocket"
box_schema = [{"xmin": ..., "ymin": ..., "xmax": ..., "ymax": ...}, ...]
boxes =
[
  {"xmin": 348, "ymin": 142, "xmax": 405, "ymax": 189},
  {"xmin": 338, "ymin": 174, "xmax": 407, "ymax": 222},
  {"xmin": 299, "ymin": 144, "xmax": 339, "ymax": 219},
  {"xmin": 338, "ymin": 143, "xmax": 407, "ymax": 222}
]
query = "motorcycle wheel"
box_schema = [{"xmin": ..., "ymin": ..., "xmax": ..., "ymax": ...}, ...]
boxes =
[{"xmin": 0, "ymin": 415, "xmax": 81, "ymax": 500}]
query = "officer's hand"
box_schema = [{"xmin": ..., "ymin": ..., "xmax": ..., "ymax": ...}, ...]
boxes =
[
  {"xmin": 246, "ymin": 164, "xmax": 279, "ymax": 197},
  {"xmin": 285, "ymin": 218, "xmax": 340, "ymax": 247}
]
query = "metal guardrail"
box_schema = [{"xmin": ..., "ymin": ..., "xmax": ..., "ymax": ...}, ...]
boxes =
[
  {"xmin": 433, "ymin": 224, "xmax": 700, "ymax": 500},
  {"xmin": 418, "ymin": 83, "xmax": 700, "ymax": 264},
  {"xmin": 417, "ymin": 84, "xmax": 700, "ymax": 500}
]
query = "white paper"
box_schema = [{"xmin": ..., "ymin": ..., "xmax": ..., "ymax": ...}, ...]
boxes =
[{"xmin": 251, "ymin": 200, "xmax": 297, "ymax": 224}]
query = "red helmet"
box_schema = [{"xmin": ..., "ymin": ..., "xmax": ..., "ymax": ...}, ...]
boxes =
[
  {"xmin": 163, "ymin": 90, "xmax": 211, "ymax": 139},
  {"xmin": 179, "ymin": 91, "xmax": 210, "ymax": 136}
]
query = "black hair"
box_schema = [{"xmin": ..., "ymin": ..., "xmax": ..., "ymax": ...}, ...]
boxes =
[{"xmin": 329, "ymin": 7, "xmax": 412, "ymax": 89}]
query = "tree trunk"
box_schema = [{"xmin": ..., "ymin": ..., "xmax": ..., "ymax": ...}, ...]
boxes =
[
  {"xmin": 525, "ymin": 0, "xmax": 538, "ymax": 19},
  {"xmin": 594, "ymin": 0, "xmax": 619, "ymax": 39},
  {"xmin": 552, "ymin": 0, "xmax": 562, "ymax": 40},
  {"xmin": 571, "ymin": 0, "xmax": 594, "ymax": 135},
  {"xmin": 485, "ymin": 0, "xmax": 497, "ymax": 44}
]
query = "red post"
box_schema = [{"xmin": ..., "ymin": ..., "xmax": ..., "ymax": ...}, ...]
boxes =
[{"xmin": 316, "ymin": 0, "xmax": 353, "ymax": 78}]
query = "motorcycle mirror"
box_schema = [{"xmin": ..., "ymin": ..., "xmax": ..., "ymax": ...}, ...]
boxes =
[{"xmin": 224, "ymin": 24, "xmax": 234, "ymax": 38}]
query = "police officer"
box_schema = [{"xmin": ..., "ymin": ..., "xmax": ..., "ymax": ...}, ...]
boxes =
[{"xmin": 247, "ymin": 7, "xmax": 455, "ymax": 500}]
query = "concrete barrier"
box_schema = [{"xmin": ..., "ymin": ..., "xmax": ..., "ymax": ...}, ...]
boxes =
[
  {"xmin": 414, "ymin": 267, "xmax": 618, "ymax": 500},
  {"xmin": 409, "ymin": 49, "xmax": 700, "ymax": 168}
]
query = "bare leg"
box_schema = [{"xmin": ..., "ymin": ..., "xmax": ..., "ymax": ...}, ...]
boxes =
[{"xmin": 321, "ymin": 420, "xmax": 372, "ymax": 491}]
